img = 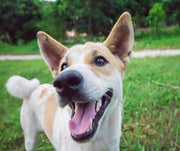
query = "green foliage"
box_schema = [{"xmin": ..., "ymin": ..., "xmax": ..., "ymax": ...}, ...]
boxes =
[
  {"xmin": 37, "ymin": 2, "xmax": 60, "ymax": 39},
  {"xmin": 164, "ymin": 0, "xmax": 180, "ymax": 26},
  {"xmin": 48, "ymin": 0, "xmax": 124, "ymax": 36},
  {"xmin": 0, "ymin": 0, "xmax": 41, "ymax": 44},
  {"xmin": 148, "ymin": 2, "xmax": 166, "ymax": 34},
  {"xmin": 0, "ymin": 0, "xmax": 179, "ymax": 44},
  {"xmin": 0, "ymin": 56, "xmax": 179, "ymax": 150},
  {"xmin": 119, "ymin": 0, "xmax": 156, "ymax": 28},
  {"xmin": 37, "ymin": 0, "xmax": 70, "ymax": 40}
]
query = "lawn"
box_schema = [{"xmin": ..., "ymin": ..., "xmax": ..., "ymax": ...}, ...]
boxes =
[
  {"xmin": 134, "ymin": 26, "xmax": 180, "ymax": 50},
  {"xmin": 0, "ymin": 56, "xmax": 179, "ymax": 150},
  {"xmin": 0, "ymin": 40, "xmax": 39, "ymax": 55},
  {"xmin": 0, "ymin": 26, "xmax": 180, "ymax": 55}
]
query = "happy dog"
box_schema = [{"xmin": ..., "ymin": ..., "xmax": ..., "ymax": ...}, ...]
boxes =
[{"xmin": 6, "ymin": 12, "xmax": 134, "ymax": 151}]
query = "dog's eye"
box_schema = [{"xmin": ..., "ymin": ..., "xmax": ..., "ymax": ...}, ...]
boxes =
[
  {"xmin": 61, "ymin": 63, "xmax": 68, "ymax": 71},
  {"xmin": 94, "ymin": 56, "xmax": 108, "ymax": 66}
]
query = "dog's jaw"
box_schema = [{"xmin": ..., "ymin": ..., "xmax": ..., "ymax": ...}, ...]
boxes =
[{"xmin": 68, "ymin": 90, "xmax": 113, "ymax": 142}]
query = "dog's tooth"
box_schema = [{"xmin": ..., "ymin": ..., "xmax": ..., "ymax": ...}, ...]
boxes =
[
  {"xmin": 87, "ymin": 128, "xmax": 90, "ymax": 133},
  {"xmin": 96, "ymin": 104, "xmax": 99, "ymax": 112},
  {"xmin": 90, "ymin": 119, "xmax": 93, "ymax": 129},
  {"xmin": 98, "ymin": 100, "xmax": 102, "ymax": 107},
  {"xmin": 96, "ymin": 100, "xmax": 102, "ymax": 112},
  {"xmin": 86, "ymin": 119, "xmax": 93, "ymax": 133}
]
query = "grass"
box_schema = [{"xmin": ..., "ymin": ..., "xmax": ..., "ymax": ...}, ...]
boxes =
[
  {"xmin": 0, "ymin": 26, "xmax": 179, "ymax": 55},
  {"xmin": 134, "ymin": 35, "xmax": 180, "ymax": 50},
  {"xmin": 134, "ymin": 26, "xmax": 180, "ymax": 50},
  {"xmin": 122, "ymin": 56, "xmax": 180, "ymax": 150},
  {"xmin": 0, "ymin": 56, "xmax": 179, "ymax": 150},
  {"xmin": 0, "ymin": 40, "xmax": 39, "ymax": 55}
]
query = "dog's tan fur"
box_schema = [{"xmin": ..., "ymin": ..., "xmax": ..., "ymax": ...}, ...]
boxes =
[
  {"xmin": 6, "ymin": 12, "xmax": 134, "ymax": 151},
  {"xmin": 44, "ymin": 94, "xmax": 58, "ymax": 140}
]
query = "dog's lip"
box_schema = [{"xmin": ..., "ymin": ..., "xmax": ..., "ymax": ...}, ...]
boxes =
[{"xmin": 68, "ymin": 90, "xmax": 113, "ymax": 142}]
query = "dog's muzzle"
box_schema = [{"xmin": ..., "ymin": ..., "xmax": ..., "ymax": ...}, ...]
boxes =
[{"xmin": 53, "ymin": 70, "xmax": 113, "ymax": 142}]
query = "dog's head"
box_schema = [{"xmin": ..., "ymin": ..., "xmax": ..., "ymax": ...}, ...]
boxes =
[{"xmin": 37, "ymin": 12, "xmax": 133, "ymax": 142}]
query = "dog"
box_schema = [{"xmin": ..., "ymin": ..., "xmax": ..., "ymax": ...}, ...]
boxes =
[{"xmin": 6, "ymin": 12, "xmax": 134, "ymax": 151}]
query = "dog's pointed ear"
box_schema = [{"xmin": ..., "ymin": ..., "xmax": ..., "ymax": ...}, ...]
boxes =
[
  {"xmin": 37, "ymin": 31, "xmax": 67, "ymax": 77},
  {"xmin": 104, "ymin": 12, "xmax": 134, "ymax": 67}
]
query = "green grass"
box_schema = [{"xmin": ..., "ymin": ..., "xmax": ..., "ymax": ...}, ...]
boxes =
[
  {"xmin": 0, "ymin": 56, "xmax": 180, "ymax": 150},
  {"xmin": 121, "ymin": 56, "xmax": 180, "ymax": 150},
  {"xmin": 0, "ymin": 26, "xmax": 179, "ymax": 55},
  {"xmin": 134, "ymin": 26, "xmax": 180, "ymax": 50},
  {"xmin": 134, "ymin": 35, "xmax": 180, "ymax": 50},
  {"xmin": 0, "ymin": 40, "xmax": 40, "ymax": 55}
]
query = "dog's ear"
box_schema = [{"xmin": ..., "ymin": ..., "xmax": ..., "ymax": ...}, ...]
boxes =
[
  {"xmin": 37, "ymin": 32, "xmax": 67, "ymax": 77},
  {"xmin": 104, "ymin": 12, "xmax": 134, "ymax": 67}
]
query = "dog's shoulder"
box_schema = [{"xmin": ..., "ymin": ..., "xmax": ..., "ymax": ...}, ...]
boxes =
[{"xmin": 29, "ymin": 84, "xmax": 56, "ymax": 103}]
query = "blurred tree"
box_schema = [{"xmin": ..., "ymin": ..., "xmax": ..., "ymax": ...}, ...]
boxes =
[
  {"xmin": 0, "ymin": 0, "xmax": 40, "ymax": 44},
  {"xmin": 38, "ymin": 0, "xmax": 70, "ymax": 40},
  {"xmin": 163, "ymin": 0, "xmax": 180, "ymax": 26},
  {"xmin": 148, "ymin": 2, "xmax": 166, "ymax": 33},
  {"xmin": 120, "ymin": 0, "xmax": 158, "ymax": 28},
  {"xmin": 37, "ymin": 2, "xmax": 57, "ymax": 38},
  {"xmin": 52, "ymin": 0, "xmax": 159, "ymax": 36},
  {"xmin": 53, "ymin": 0, "xmax": 124, "ymax": 36},
  {"xmin": 0, "ymin": 0, "xmax": 178, "ymax": 44}
]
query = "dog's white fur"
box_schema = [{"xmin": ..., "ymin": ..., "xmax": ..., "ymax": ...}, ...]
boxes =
[
  {"xmin": 6, "ymin": 12, "xmax": 133, "ymax": 151},
  {"xmin": 6, "ymin": 76, "xmax": 40, "ymax": 99}
]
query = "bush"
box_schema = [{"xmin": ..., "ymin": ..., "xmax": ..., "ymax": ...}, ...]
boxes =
[{"xmin": 148, "ymin": 2, "xmax": 166, "ymax": 35}]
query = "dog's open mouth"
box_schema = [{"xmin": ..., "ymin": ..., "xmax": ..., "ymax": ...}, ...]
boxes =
[{"xmin": 68, "ymin": 91, "xmax": 113, "ymax": 142}]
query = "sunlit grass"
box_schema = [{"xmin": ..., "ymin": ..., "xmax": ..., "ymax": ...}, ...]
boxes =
[
  {"xmin": 121, "ymin": 56, "xmax": 180, "ymax": 150},
  {"xmin": 134, "ymin": 34, "xmax": 180, "ymax": 50}
]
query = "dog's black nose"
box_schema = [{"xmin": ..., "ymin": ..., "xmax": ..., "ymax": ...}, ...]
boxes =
[{"xmin": 53, "ymin": 70, "xmax": 83, "ymax": 97}]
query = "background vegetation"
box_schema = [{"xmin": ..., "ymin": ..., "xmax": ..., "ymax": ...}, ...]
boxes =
[
  {"xmin": 0, "ymin": 26, "xmax": 180, "ymax": 55},
  {"xmin": 0, "ymin": 0, "xmax": 179, "ymax": 150},
  {"xmin": 0, "ymin": 0, "xmax": 179, "ymax": 45}
]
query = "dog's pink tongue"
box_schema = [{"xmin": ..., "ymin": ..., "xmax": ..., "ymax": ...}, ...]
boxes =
[{"xmin": 69, "ymin": 102, "xmax": 96, "ymax": 135}]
